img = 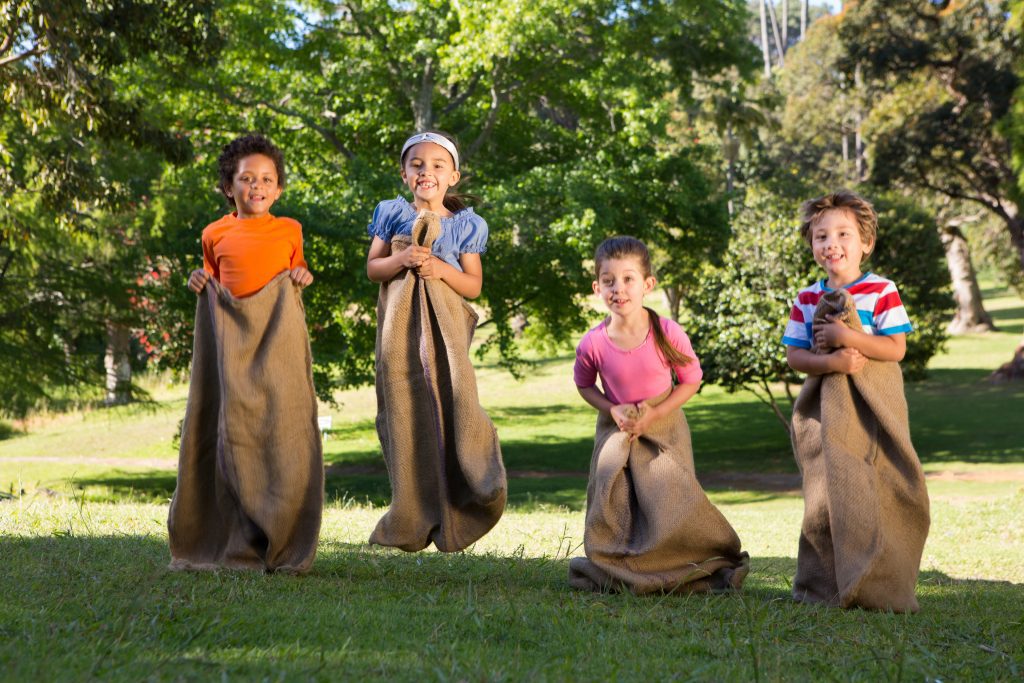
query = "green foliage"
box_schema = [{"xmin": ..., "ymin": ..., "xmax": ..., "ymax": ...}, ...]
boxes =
[
  {"xmin": 686, "ymin": 185, "xmax": 811, "ymax": 424},
  {"xmin": 838, "ymin": 0, "xmax": 1024, "ymax": 272},
  {"xmin": 119, "ymin": 0, "xmax": 751, "ymax": 397},
  {"xmin": 867, "ymin": 194, "xmax": 953, "ymax": 378},
  {"xmin": 0, "ymin": 1, "xmax": 221, "ymax": 416}
]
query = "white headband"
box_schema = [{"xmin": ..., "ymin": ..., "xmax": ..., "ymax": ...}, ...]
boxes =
[{"xmin": 400, "ymin": 132, "xmax": 460, "ymax": 171}]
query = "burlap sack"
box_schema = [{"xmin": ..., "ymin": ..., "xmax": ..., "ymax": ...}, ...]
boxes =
[
  {"xmin": 569, "ymin": 395, "xmax": 750, "ymax": 594},
  {"xmin": 791, "ymin": 289, "xmax": 930, "ymax": 612},
  {"xmin": 168, "ymin": 272, "xmax": 324, "ymax": 574},
  {"xmin": 370, "ymin": 211, "xmax": 506, "ymax": 552}
]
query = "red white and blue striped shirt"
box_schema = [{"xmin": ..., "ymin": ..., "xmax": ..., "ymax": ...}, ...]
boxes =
[{"xmin": 782, "ymin": 273, "xmax": 913, "ymax": 350}]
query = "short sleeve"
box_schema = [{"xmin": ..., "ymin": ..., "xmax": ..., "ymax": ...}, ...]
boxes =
[
  {"xmin": 367, "ymin": 200, "xmax": 400, "ymax": 241},
  {"xmin": 201, "ymin": 231, "xmax": 218, "ymax": 279},
  {"xmin": 459, "ymin": 212, "xmax": 489, "ymax": 254},
  {"xmin": 782, "ymin": 303, "xmax": 812, "ymax": 349},
  {"xmin": 288, "ymin": 220, "xmax": 307, "ymax": 270},
  {"xmin": 573, "ymin": 334, "xmax": 598, "ymax": 389},
  {"xmin": 873, "ymin": 283, "xmax": 914, "ymax": 335},
  {"xmin": 661, "ymin": 319, "xmax": 703, "ymax": 385}
]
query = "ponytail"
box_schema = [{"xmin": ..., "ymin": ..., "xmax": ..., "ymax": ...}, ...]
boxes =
[
  {"xmin": 442, "ymin": 191, "xmax": 477, "ymax": 213},
  {"xmin": 645, "ymin": 306, "xmax": 693, "ymax": 367}
]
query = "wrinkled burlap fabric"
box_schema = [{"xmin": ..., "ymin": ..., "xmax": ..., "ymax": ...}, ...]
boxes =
[
  {"xmin": 370, "ymin": 211, "xmax": 506, "ymax": 552},
  {"xmin": 569, "ymin": 394, "xmax": 750, "ymax": 594},
  {"xmin": 791, "ymin": 289, "xmax": 930, "ymax": 612},
  {"xmin": 168, "ymin": 272, "xmax": 324, "ymax": 574}
]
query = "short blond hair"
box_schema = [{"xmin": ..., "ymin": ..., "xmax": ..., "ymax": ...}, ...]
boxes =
[{"xmin": 799, "ymin": 190, "xmax": 878, "ymax": 248}]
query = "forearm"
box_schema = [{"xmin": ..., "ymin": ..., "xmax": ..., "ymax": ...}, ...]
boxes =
[
  {"xmin": 839, "ymin": 329, "xmax": 906, "ymax": 362},
  {"xmin": 439, "ymin": 261, "xmax": 482, "ymax": 299},
  {"xmin": 366, "ymin": 251, "xmax": 407, "ymax": 283},
  {"xmin": 787, "ymin": 347, "xmax": 840, "ymax": 375},
  {"xmin": 645, "ymin": 382, "xmax": 699, "ymax": 420},
  {"xmin": 577, "ymin": 385, "xmax": 614, "ymax": 415}
]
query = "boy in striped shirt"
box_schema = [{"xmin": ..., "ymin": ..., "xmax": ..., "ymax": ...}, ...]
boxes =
[{"xmin": 783, "ymin": 191, "xmax": 912, "ymax": 374}]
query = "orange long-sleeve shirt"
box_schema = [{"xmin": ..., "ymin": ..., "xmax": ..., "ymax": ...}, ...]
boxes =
[{"xmin": 202, "ymin": 213, "xmax": 307, "ymax": 298}]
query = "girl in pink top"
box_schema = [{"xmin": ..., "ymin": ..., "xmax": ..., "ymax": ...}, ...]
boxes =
[
  {"xmin": 568, "ymin": 236, "xmax": 749, "ymax": 594},
  {"xmin": 574, "ymin": 238, "xmax": 702, "ymax": 440}
]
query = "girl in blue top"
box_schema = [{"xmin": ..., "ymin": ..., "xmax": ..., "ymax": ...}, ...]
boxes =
[
  {"xmin": 363, "ymin": 131, "xmax": 506, "ymax": 553},
  {"xmin": 366, "ymin": 131, "xmax": 488, "ymax": 298}
]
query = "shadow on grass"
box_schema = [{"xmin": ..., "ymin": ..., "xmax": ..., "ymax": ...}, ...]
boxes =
[
  {"xmin": 986, "ymin": 304, "xmax": 1024, "ymax": 325},
  {"xmin": 324, "ymin": 471, "xmax": 592, "ymax": 511},
  {"xmin": 473, "ymin": 352, "xmax": 576, "ymax": 372},
  {"xmin": 906, "ymin": 368, "xmax": 1024, "ymax": 465}
]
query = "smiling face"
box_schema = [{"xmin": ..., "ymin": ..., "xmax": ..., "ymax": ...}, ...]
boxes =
[
  {"xmin": 810, "ymin": 208, "xmax": 874, "ymax": 288},
  {"xmin": 225, "ymin": 153, "xmax": 282, "ymax": 219},
  {"xmin": 401, "ymin": 141, "xmax": 460, "ymax": 210},
  {"xmin": 593, "ymin": 256, "xmax": 656, "ymax": 320}
]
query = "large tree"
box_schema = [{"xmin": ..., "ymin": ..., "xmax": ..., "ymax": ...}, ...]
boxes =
[
  {"xmin": 840, "ymin": 1, "xmax": 1023, "ymax": 276},
  {"xmin": 0, "ymin": 0, "xmax": 219, "ymax": 415},
  {"xmin": 133, "ymin": 0, "xmax": 755, "ymax": 395},
  {"xmin": 838, "ymin": 0, "xmax": 1023, "ymax": 377}
]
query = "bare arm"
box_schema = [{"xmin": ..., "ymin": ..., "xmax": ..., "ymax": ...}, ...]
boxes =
[
  {"xmin": 366, "ymin": 236, "xmax": 429, "ymax": 282},
  {"xmin": 418, "ymin": 252, "xmax": 483, "ymax": 299},
  {"xmin": 815, "ymin": 323, "xmax": 906, "ymax": 362},
  {"xmin": 786, "ymin": 346, "xmax": 867, "ymax": 376},
  {"xmin": 577, "ymin": 385, "xmax": 638, "ymax": 431},
  {"xmin": 577, "ymin": 385, "xmax": 615, "ymax": 414},
  {"xmin": 627, "ymin": 382, "xmax": 700, "ymax": 441}
]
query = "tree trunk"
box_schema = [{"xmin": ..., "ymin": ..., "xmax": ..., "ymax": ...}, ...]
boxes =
[
  {"xmin": 766, "ymin": 0, "xmax": 785, "ymax": 68},
  {"xmin": 760, "ymin": 0, "xmax": 771, "ymax": 77},
  {"xmin": 725, "ymin": 122, "xmax": 737, "ymax": 218},
  {"xmin": 841, "ymin": 131, "xmax": 849, "ymax": 180},
  {"xmin": 104, "ymin": 322, "xmax": 132, "ymax": 405},
  {"xmin": 782, "ymin": 0, "xmax": 789, "ymax": 49},
  {"xmin": 662, "ymin": 283, "xmax": 682, "ymax": 322},
  {"xmin": 940, "ymin": 226, "xmax": 995, "ymax": 334},
  {"xmin": 800, "ymin": 0, "xmax": 807, "ymax": 40},
  {"xmin": 411, "ymin": 57, "xmax": 435, "ymax": 132},
  {"xmin": 1008, "ymin": 204, "xmax": 1024, "ymax": 274},
  {"xmin": 854, "ymin": 62, "xmax": 865, "ymax": 182}
]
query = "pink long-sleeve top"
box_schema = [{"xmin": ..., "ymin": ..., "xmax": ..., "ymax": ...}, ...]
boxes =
[{"xmin": 573, "ymin": 317, "xmax": 703, "ymax": 406}]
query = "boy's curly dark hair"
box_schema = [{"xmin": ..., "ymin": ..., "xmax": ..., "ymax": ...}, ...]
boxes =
[{"xmin": 217, "ymin": 134, "xmax": 286, "ymax": 205}]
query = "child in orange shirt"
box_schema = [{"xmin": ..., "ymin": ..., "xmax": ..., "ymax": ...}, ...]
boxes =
[
  {"xmin": 169, "ymin": 134, "xmax": 323, "ymax": 574},
  {"xmin": 188, "ymin": 134, "xmax": 312, "ymax": 295}
]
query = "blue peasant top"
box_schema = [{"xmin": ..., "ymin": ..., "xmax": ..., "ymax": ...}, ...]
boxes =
[{"xmin": 367, "ymin": 197, "xmax": 489, "ymax": 272}]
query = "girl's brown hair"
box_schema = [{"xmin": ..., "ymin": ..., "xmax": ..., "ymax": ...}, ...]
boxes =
[
  {"xmin": 400, "ymin": 129, "xmax": 477, "ymax": 213},
  {"xmin": 593, "ymin": 236, "xmax": 693, "ymax": 368}
]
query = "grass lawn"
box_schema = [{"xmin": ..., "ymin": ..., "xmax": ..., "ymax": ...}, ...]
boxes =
[{"xmin": 1, "ymin": 285, "xmax": 1022, "ymax": 680}]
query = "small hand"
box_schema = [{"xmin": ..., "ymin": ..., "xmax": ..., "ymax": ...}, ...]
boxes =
[
  {"xmin": 813, "ymin": 321, "xmax": 848, "ymax": 350},
  {"xmin": 417, "ymin": 255, "xmax": 447, "ymax": 280},
  {"xmin": 610, "ymin": 403, "xmax": 638, "ymax": 433},
  {"xmin": 290, "ymin": 266, "xmax": 314, "ymax": 288},
  {"xmin": 399, "ymin": 245, "xmax": 431, "ymax": 270},
  {"xmin": 831, "ymin": 347, "xmax": 867, "ymax": 375},
  {"xmin": 626, "ymin": 401, "xmax": 657, "ymax": 443},
  {"xmin": 188, "ymin": 269, "xmax": 211, "ymax": 294}
]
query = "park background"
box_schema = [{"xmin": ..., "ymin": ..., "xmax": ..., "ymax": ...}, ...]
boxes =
[{"xmin": 1, "ymin": 0, "xmax": 1023, "ymax": 680}]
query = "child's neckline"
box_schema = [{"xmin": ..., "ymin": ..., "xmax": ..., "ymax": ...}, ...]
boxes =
[
  {"xmin": 399, "ymin": 197, "xmax": 473, "ymax": 220},
  {"xmin": 230, "ymin": 211, "xmax": 276, "ymax": 223},
  {"xmin": 601, "ymin": 317, "xmax": 652, "ymax": 353},
  {"xmin": 821, "ymin": 271, "xmax": 872, "ymax": 291}
]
